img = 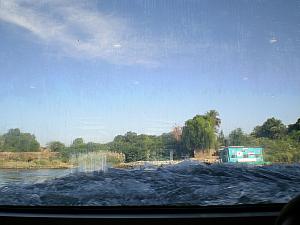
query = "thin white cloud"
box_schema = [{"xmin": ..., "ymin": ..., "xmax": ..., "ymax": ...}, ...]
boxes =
[
  {"xmin": 0, "ymin": 0, "xmax": 225, "ymax": 68},
  {"xmin": 0, "ymin": 0, "xmax": 164, "ymax": 66},
  {"xmin": 112, "ymin": 44, "xmax": 122, "ymax": 48},
  {"xmin": 269, "ymin": 37, "xmax": 278, "ymax": 44}
]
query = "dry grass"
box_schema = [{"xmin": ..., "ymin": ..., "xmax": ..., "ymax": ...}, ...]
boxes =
[
  {"xmin": 0, "ymin": 159, "xmax": 73, "ymax": 169},
  {"xmin": 0, "ymin": 151, "xmax": 72, "ymax": 169},
  {"xmin": 0, "ymin": 151, "xmax": 58, "ymax": 160},
  {"xmin": 0, "ymin": 151, "xmax": 124, "ymax": 169}
]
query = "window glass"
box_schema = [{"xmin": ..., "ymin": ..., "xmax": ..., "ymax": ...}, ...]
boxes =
[{"xmin": 0, "ymin": 0, "xmax": 300, "ymax": 206}]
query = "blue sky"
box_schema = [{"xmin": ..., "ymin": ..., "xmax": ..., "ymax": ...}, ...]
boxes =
[{"xmin": 0, "ymin": 0, "xmax": 299, "ymax": 145}]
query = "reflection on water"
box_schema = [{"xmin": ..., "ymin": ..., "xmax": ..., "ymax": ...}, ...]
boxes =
[
  {"xmin": 0, "ymin": 153, "xmax": 109, "ymax": 188},
  {"xmin": 0, "ymin": 169, "xmax": 72, "ymax": 187}
]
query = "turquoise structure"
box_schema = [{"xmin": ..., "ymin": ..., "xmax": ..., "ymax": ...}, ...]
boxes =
[{"xmin": 219, "ymin": 146, "xmax": 264, "ymax": 164}]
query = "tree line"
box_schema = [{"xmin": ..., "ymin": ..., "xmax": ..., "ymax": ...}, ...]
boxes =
[
  {"xmin": 0, "ymin": 128, "xmax": 40, "ymax": 152},
  {"xmin": 218, "ymin": 117, "xmax": 300, "ymax": 163},
  {"xmin": 1, "ymin": 111, "xmax": 299, "ymax": 163}
]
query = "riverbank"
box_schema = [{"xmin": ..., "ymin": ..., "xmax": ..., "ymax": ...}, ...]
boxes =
[
  {"xmin": 0, "ymin": 151, "xmax": 125, "ymax": 169},
  {"xmin": 0, "ymin": 152, "xmax": 73, "ymax": 169},
  {"xmin": 0, "ymin": 159, "xmax": 73, "ymax": 169}
]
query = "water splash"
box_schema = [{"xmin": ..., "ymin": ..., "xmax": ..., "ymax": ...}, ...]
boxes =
[
  {"xmin": 1, "ymin": 162, "xmax": 300, "ymax": 206},
  {"xmin": 70, "ymin": 152, "xmax": 107, "ymax": 172}
]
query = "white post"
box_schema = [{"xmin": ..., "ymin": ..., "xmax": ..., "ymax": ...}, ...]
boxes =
[{"xmin": 170, "ymin": 149, "xmax": 174, "ymax": 161}]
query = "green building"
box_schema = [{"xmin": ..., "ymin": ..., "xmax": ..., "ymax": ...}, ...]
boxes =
[{"xmin": 219, "ymin": 146, "xmax": 264, "ymax": 164}]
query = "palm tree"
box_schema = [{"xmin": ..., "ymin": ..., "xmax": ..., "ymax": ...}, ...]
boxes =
[{"xmin": 205, "ymin": 110, "xmax": 221, "ymax": 132}]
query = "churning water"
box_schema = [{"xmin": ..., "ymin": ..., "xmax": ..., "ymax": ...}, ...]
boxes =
[{"xmin": 0, "ymin": 161, "xmax": 300, "ymax": 206}]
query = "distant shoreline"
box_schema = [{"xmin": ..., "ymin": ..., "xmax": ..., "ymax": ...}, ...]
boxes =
[
  {"xmin": 0, "ymin": 151, "xmax": 125, "ymax": 170},
  {"xmin": 0, "ymin": 160, "xmax": 74, "ymax": 169},
  {"xmin": 0, "ymin": 151, "xmax": 73, "ymax": 169}
]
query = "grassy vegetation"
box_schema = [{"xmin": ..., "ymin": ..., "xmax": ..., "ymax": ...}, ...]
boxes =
[
  {"xmin": 0, "ymin": 151, "xmax": 125, "ymax": 169},
  {"xmin": 0, "ymin": 113, "xmax": 299, "ymax": 168},
  {"xmin": 0, "ymin": 160, "xmax": 72, "ymax": 169},
  {"xmin": 259, "ymin": 138, "xmax": 300, "ymax": 163},
  {"xmin": 69, "ymin": 151, "xmax": 125, "ymax": 169},
  {"xmin": 0, "ymin": 151, "xmax": 73, "ymax": 169}
]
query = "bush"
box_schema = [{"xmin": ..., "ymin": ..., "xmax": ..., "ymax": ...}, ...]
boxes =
[{"xmin": 257, "ymin": 138, "xmax": 300, "ymax": 163}]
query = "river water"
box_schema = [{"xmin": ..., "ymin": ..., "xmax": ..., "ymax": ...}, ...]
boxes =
[
  {"xmin": 0, "ymin": 169, "xmax": 72, "ymax": 187},
  {"xmin": 0, "ymin": 161, "xmax": 300, "ymax": 206}
]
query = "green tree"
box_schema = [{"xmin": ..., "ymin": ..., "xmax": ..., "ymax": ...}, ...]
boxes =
[
  {"xmin": 218, "ymin": 130, "xmax": 226, "ymax": 147},
  {"xmin": 205, "ymin": 110, "xmax": 221, "ymax": 132},
  {"xmin": 0, "ymin": 135, "xmax": 4, "ymax": 151},
  {"xmin": 71, "ymin": 138, "xmax": 84, "ymax": 146},
  {"xmin": 259, "ymin": 138, "xmax": 300, "ymax": 163},
  {"xmin": 112, "ymin": 132, "xmax": 143, "ymax": 162},
  {"xmin": 68, "ymin": 138, "xmax": 87, "ymax": 154},
  {"xmin": 288, "ymin": 118, "xmax": 300, "ymax": 142},
  {"xmin": 228, "ymin": 128, "xmax": 246, "ymax": 146},
  {"xmin": 86, "ymin": 142, "xmax": 106, "ymax": 152},
  {"xmin": 228, "ymin": 128, "xmax": 245, "ymax": 146},
  {"xmin": 160, "ymin": 132, "xmax": 177, "ymax": 159},
  {"xmin": 228, "ymin": 128, "xmax": 258, "ymax": 146},
  {"xmin": 289, "ymin": 130, "xmax": 300, "ymax": 142},
  {"xmin": 252, "ymin": 117, "xmax": 287, "ymax": 139},
  {"xmin": 1, "ymin": 128, "xmax": 40, "ymax": 152},
  {"xmin": 181, "ymin": 114, "xmax": 217, "ymax": 156},
  {"xmin": 47, "ymin": 141, "xmax": 66, "ymax": 152},
  {"xmin": 288, "ymin": 118, "xmax": 300, "ymax": 132},
  {"xmin": 111, "ymin": 131, "xmax": 171, "ymax": 162},
  {"xmin": 171, "ymin": 127, "xmax": 185, "ymax": 158}
]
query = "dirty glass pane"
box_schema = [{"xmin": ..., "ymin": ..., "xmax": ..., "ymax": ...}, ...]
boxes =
[{"xmin": 0, "ymin": 0, "xmax": 300, "ymax": 206}]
